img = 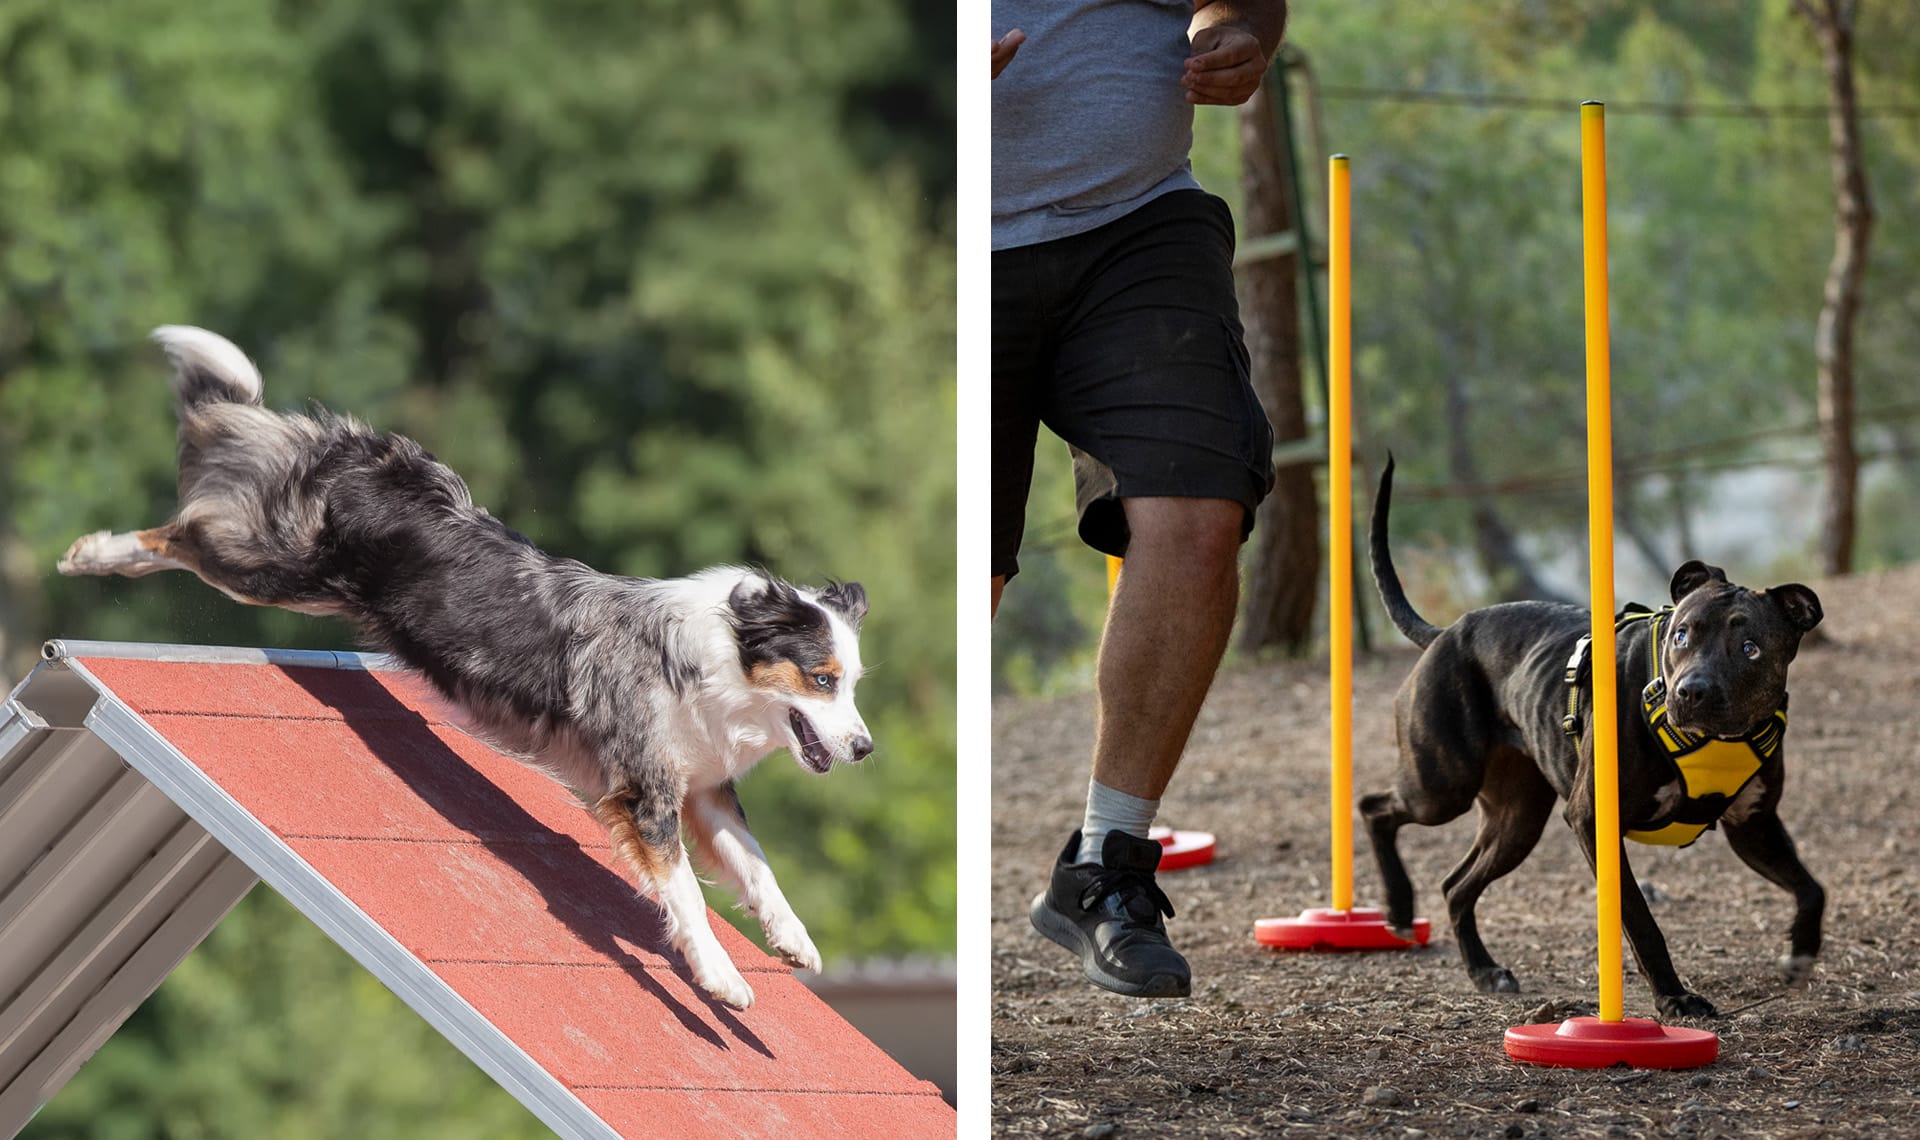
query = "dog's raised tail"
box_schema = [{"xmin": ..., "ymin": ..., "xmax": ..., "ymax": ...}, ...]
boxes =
[
  {"xmin": 1370, "ymin": 454, "xmax": 1444, "ymax": 650},
  {"xmin": 153, "ymin": 326, "xmax": 263, "ymax": 410}
]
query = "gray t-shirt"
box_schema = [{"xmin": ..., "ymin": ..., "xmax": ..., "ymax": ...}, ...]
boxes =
[{"xmin": 992, "ymin": 0, "xmax": 1202, "ymax": 251}]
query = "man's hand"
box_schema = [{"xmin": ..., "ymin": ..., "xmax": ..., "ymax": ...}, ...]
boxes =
[
  {"xmin": 992, "ymin": 29, "xmax": 1026, "ymax": 79},
  {"xmin": 1184, "ymin": 23, "xmax": 1266, "ymax": 105}
]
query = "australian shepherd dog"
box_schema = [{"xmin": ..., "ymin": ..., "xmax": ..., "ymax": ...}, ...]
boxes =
[{"xmin": 59, "ymin": 327, "xmax": 872, "ymax": 1009}]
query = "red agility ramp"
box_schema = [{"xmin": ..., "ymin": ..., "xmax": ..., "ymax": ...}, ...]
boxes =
[{"xmin": 0, "ymin": 641, "xmax": 952, "ymax": 1138}]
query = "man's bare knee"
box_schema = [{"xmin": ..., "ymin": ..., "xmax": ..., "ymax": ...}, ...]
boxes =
[{"xmin": 1122, "ymin": 497, "xmax": 1243, "ymax": 566}]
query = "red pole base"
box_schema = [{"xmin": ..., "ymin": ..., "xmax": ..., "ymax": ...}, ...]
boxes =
[
  {"xmin": 1505, "ymin": 1016, "xmax": 1719, "ymax": 1069},
  {"xmin": 1147, "ymin": 827, "xmax": 1216, "ymax": 871},
  {"xmin": 1252, "ymin": 907, "xmax": 1431, "ymax": 951}
]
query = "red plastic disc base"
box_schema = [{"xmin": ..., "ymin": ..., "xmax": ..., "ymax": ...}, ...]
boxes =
[
  {"xmin": 1504, "ymin": 1016, "xmax": 1719, "ymax": 1069},
  {"xmin": 1147, "ymin": 826, "xmax": 1216, "ymax": 871},
  {"xmin": 1252, "ymin": 907, "xmax": 1431, "ymax": 951}
]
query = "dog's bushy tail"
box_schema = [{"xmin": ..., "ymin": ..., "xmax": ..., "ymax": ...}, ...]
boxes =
[
  {"xmin": 1370, "ymin": 454, "xmax": 1444, "ymax": 650},
  {"xmin": 153, "ymin": 326, "xmax": 263, "ymax": 411}
]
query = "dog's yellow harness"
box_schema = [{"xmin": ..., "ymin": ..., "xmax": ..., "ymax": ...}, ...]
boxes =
[{"xmin": 1562, "ymin": 608, "xmax": 1787, "ymax": 848}]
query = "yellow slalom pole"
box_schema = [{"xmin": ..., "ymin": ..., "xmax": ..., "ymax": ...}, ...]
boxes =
[
  {"xmin": 1252, "ymin": 153, "xmax": 1429, "ymax": 953},
  {"xmin": 1581, "ymin": 101, "xmax": 1624, "ymax": 1024},
  {"xmin": 1106, "ymin": 554, "xmax": 1122, "ymax": 595},
  {"xmin": 1328, "ymin": 155, "xmax": 1354, "ymax": 913},
  {"xmin": 1506, "ymin": 103, "xmax": 1712, "ymax": 1067}
]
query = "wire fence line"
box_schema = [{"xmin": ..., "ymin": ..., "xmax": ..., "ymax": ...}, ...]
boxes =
[
  {"xmin": 1317, "ymin": 85, "xmax": 1920, "ymax": 120},
  {"xmin": 1016, "ymin": 398, "xmax": 1920, "ymax": 553}
]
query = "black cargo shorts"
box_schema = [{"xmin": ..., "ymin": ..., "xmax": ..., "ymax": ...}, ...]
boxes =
[{"xmin": 992, "ymin": 189, "xmax": 1276, "ymax": 580}]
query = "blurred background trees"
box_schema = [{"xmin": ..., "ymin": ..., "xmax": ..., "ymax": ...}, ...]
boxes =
[
  {"xmin": 994, "ymin": 0, "xmax": 1920, "ymax": 692},
  {"xmin": 0, "ymin": 0, "xmax": 953, "ymax": 1132}
]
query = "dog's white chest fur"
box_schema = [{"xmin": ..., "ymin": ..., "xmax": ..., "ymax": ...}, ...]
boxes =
[{"xmin": 676, "ymin": 703, "xmax": 779, "ymax": 788}]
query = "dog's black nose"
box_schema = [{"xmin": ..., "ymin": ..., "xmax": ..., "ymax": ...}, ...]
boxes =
[
  {"xmin": 850, "ymin": 734, "xmax": 874, "ymax": 762},
  {"xmin": 1671, "ymin": 675, "xmax": 1709, "ymax": 711}
]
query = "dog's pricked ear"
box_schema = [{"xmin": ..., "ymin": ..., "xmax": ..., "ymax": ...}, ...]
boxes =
[
  {"xmin": 728, "ymin": 577, "xmax": 766, "ymax": 614},
  {"xmin": 727, "ymin": 576, "xmax": 805, "ymax": 623},
  {"xmin": 1767, "ymin": 583, "xmax": 1823, "ymax": 634},
  {"xmin": 1670, "ymin": 560, "xmax": 1728, "ymax": 603},
  {"xmin": 727, "ymin": 574, "xmax": 828, "ymax": 670},
  {"xmin": 728, "ymin": 577, "xmax": 766, "ymax": 619},
  {"xmin": 817, "ymin": 581, "xmax": 867, "ymax": 631}
]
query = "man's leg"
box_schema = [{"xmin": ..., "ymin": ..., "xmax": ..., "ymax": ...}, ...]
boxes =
[
  {"xmin": 1077, "ymin": 496, "xmax": 1242, "ymax": 852},
  {"xmin": 1031, "ymin": 496, "xmax": 1244, "ymax": 998},
  {"xmin": 1027, "ymin": 191, "xmax": 1271, "ymax": 997}
]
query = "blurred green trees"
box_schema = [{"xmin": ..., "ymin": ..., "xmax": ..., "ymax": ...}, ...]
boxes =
[{"xmin": 1, "ymin": 0, "xmax": 952, "ymax": 1132}]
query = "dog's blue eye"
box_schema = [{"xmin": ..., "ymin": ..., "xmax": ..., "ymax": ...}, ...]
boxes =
[
  {"xmin": 1673, "ymin": 626, "xmax": 1689, "ymax": 649},
  {"xmin": 1743, "ymin": 640, "xmax": 1760, "ymax": 660},
  {"xmin": 813, "ymin": 672, "xmax": 834, "ymax": 690}
]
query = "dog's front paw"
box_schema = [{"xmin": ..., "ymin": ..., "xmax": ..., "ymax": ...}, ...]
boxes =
[
  {"xmin": 57, "ymin": 532, "xmax": 115, "ymax": 575},
  {"xmin": 1778, "ymin": 953, "xmax": 1818, "ymax": 986},
  {"xmin": 1657, "ymin": 991, "xmax": 1718, "ymax": 1019},
  {"xmin": 1470, "ymin": 966, "xmax": 1521, "ymax": 994},
  {"xmin": 765, "ymin": 916, "xmax": 822, "ymax": 973},
  {"xmin": 692, "ymin": 959, "xmax": 756, "ymax": 1010},
  {"xmin": 680, "ymin": 938, "xmax": 755, "ymax": 1009}
]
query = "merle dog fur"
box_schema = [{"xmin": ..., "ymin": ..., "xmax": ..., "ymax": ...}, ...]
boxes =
[{"xmin": 58, "ymin": 327, "xmax": 872, "ymax": 1009}]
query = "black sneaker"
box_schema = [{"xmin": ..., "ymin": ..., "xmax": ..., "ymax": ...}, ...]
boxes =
[{"xmin": 1029, "ymin": 829, "xmax": 1191, "ymax": 997}]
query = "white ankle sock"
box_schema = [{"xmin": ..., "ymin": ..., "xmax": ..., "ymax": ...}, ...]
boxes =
[{"xmin": 1079, "ymin": 779, "xmax": 1159, "ymax": 864}]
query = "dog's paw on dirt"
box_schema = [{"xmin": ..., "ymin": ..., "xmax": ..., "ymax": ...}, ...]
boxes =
[
  {"xmin": 1470, "ymin": 966, "xmax": 1521, "ymax": 994},
  {"xmin": 1778, "ymin": 953, "xmax": 1818, "ymax": 985},
  {"xmin": 1657, "ymin": 991, "xmax": 1719, "ymax": 1018}
]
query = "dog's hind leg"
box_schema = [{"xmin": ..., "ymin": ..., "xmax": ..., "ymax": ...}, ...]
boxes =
[
  {"xmin": 685, "ymin": 782, "xmax": 821, "ymax": 972},
  {"xmin": 58, "ymin": 526, "xmax": 195, "ymax": 578},
  {"xmin": 1723, "ymin": 811, "xmax": 1825, "ymax": 983},
  {"xmin": 1361, "ymin": 770, "xmax": 1480, "ymax": 941},
  {"xmin": 1439, "ymin": 748, "xmax": 1556, "ymax": 994},
  {"xmin": 594, "ymin": 785, "xmax": 756, "ymax": 1009},
  {"xmin": 1366, "ymin": 650, "xmax": 1507, "ymax": 940},
  {"xmin": 1359, "ymin": 790, "xmax": 1420, "ymax": 938}
]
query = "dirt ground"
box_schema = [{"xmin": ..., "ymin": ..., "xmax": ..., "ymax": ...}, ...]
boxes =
[{"xmin": 992, "ymin": 565, "xmax": 1920, "ymax": 1138}]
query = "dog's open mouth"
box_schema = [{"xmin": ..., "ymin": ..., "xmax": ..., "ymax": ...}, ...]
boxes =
[{"xmin": 788, "ymin": 708, "xmax": 833, "ymax": 773}]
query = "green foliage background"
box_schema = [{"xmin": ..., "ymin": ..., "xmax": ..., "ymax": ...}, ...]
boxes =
[
  {"xmin": 0, "ymin": 0, "xmax": 954, "ymax": 1133},
  {"xmin": 994, "ymin": 0, "xmax": 1920, "ymax": 695}
]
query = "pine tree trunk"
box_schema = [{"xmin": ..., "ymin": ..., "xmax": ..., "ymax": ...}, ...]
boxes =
[
  {"xmin": 1797, "ymin": 0, "xmax": 1873, "ymax": 576},
  {"xmin": 1236, "ymin": 73, "xmax": 1320, "ymax": 655}
]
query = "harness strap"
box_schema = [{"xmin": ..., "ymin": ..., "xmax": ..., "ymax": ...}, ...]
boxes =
[
  {"xmin": 1561, "ymin": 605, "xmax": 1658, "ymax": 740},
  {"xmin": 1560, "ymin": 603, "xmax": 1788, "ymax": 848}
]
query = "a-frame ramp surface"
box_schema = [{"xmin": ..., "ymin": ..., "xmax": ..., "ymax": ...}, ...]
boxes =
[{"xmin": 0, "ymin": 643, "xmax": 952, "ymax": 1138}]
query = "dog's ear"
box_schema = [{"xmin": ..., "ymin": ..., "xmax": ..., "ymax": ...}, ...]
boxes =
[
  {"xmin": 1766, "ymin": 583, "xmax": 1823, "ymax": 634},
  {"xmin": 727, "ymin": 576, "xmax": 807, "ymax": 626},
  {"xmin": 728, "ymin": 577, "xmax": 769, "ymax": 614},
  {"xmin": 817, "ymin": 581, "xmax": 867, "ymax": 631},
  {"xmin": 1670, "ymin": 560, "xmax": 1727, "ymax": 603}
]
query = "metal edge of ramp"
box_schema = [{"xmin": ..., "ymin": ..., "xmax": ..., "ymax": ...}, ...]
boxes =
[
  {"xmin": 0, "ymin": 668, "xmax": 258, "ymax": 1137},
  {"xmin": 5, "ymin": 647, "xmax": 621, "ymax": 1140}
]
